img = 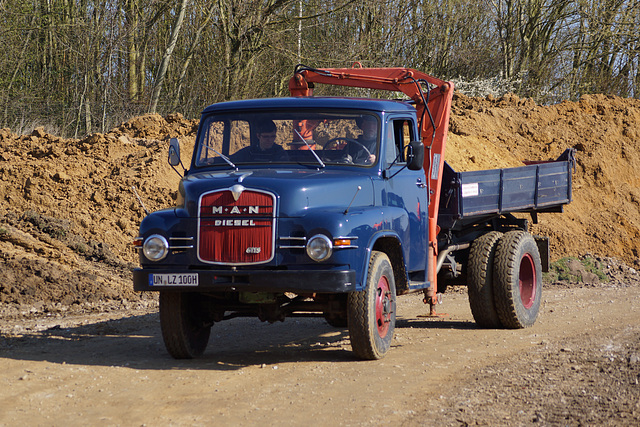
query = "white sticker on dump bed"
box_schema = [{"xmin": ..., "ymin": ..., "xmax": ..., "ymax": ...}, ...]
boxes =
[
  {"xmin": 431, "ymin": 154, "xmax": 441, "ymax": 180},
  {"xmin": 461, "ymin": 183, "xmax": 479, "ymax": 197}
]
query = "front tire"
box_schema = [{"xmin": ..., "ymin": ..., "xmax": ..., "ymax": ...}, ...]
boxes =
[
  {"xmin": 493, "ymin": 231, "xmax": 542, "ymax": 328},
  {"xmin": 348, "ymin": 251, "xmax": 396, "ymax": 360},
  {"xmin": 160, "ymin": 292, "xmax": 212, "ymax": 359}
]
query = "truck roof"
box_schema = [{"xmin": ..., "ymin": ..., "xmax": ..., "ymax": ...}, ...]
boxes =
[{"xmin": 201, "ymin": 97, "xmax": 417, "ymax": 115}]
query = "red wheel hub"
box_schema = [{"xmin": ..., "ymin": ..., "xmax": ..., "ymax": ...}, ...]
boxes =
[
  {"xmin": 375, "ymin": 275, "xmax": 392, "ymax": 337},
  {"xmin": 519, "ymin": 253, "xmax": 537, "ymax": 309}
]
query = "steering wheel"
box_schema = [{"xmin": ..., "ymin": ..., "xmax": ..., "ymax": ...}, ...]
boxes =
[
  {"xmin": 325, "ymin": 137, "xmax": 355, "ymax": 150},
  {"xmin": 325, "ymin": 137, "xmax": 373, "ymax": 164}
]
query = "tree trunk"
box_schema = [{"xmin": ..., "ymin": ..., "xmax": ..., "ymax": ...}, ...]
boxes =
[
  {"xmin": 126, "ymin": 0, "xmax": 140, "ymax": 102},
  {"xmin": 150, "ymin": 0, "xmax": 189, "ymax": 113}
]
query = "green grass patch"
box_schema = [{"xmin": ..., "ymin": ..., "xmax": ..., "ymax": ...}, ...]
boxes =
[{"xmin": 544, "ymin": 256, "xmax": 608, "ymax": 283}]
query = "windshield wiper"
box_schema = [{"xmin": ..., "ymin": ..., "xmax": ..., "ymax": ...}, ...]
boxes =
[
  {"xmin": 212, "ymin": 149, "xmax": 237, "ymax": 170},
  {"xmin": 294, "ymin": 129, "xmax": 325, "ymax": 169}
]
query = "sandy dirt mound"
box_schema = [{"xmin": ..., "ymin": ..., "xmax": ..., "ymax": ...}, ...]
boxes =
[
  {"xmin": 448, "ymin": 93, "xmax": 640, "ymax": 265},
  {"xmin": 0, "ymin": 113, "xmax": 197, "ymax": 315},
  {"xmin": 1, "ymin": 95, "xmax": 640, "ymax": 313}
]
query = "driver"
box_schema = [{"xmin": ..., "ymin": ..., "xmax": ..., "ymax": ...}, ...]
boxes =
[{"xmin": 347, "ymin": 115, "xmax": 378, "ymax": 164}]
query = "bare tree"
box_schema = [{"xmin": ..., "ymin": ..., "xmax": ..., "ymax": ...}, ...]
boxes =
[{"xmin": 150, "ymin": 0, "xmax": 189, "ymax": 113}]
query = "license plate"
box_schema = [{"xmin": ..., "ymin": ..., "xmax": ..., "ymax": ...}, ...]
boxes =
[{"xmin": 150, "ymin": 273, "xmax": 199, "ymax": 287}]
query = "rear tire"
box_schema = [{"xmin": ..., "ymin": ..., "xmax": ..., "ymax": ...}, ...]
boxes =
[
  {"xmin": 160, "ymin": 292, "xmax": 212, "ymax": 359},
  {"xmin": 493, "ymin": 231, "xmax": 542, "ymax": 328},
  {"xmin": 468, "ymin": 231, "xmax": 503, "ymax": 328},
  {"xmin": 348, "ymin": 251, "xmax": 396, "ymax": 360}
]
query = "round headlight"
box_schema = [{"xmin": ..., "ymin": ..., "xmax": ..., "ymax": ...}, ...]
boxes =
[
  {"xmin": 306, "ymin": 234, "xmax": 332, "ymax": 262},
  {"xmin": 143, "ymin": 234, "xmax": 169, "ymax": 261}
]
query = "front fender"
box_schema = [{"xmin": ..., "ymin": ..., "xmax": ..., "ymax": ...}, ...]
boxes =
[{"xmin": 296, "ymin": 206, "xmax": 410, "ymax": 291}]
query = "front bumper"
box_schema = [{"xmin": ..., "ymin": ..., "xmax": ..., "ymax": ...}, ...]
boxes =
[{"xmin": 133, "ymin": 267, "xmax": 356, "ymax": 293}]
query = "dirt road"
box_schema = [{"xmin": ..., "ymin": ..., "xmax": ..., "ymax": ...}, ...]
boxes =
[{"xmin": 2, "ymin": 282, "xmax": 639, "ymax": 426}]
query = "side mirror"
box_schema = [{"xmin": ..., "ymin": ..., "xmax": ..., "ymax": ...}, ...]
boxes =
[
  {"xmin": 406, "ymin": 140, "xmax": 424, "ymax": 170},
  {"xmin": 168, "ymin": 138, "xmax": 181, "ymax": 167}
]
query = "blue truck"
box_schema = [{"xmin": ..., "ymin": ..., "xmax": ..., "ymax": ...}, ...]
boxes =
[{"xmin": 133, "ymin": 66, "xmax": 574, "ymax": 360}]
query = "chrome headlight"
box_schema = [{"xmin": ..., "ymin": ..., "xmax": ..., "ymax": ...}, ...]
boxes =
[
  {"xmin": 306, "ymin": 234, "xmax": 332, "ymax": 262},
  {"xmin": 143, "ymin": 234, "xmax": 169, "ymax": 261}
]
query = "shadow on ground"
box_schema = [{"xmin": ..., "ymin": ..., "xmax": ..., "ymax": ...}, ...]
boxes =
[{"xmin": 0, "ymin": 309, "xmax": 482, "ymax": 370}]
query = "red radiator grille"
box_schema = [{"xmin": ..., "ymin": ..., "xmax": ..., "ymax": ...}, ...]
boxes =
[{"xmin": 198, "ymin": 189, "xmax": 275, "ymax": 264}]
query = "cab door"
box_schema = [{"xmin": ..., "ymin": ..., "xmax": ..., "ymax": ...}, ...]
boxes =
[{"xmin": 382, "ymin": 116, "xmax": 428, "ymax": 273}]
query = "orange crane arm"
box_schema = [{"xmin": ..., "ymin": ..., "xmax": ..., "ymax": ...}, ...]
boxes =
[{"xmin": 288, "ymin": 65, "xmax": 455, "ymax": 309}]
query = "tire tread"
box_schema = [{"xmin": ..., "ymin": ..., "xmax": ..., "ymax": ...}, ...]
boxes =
[
  {"xmin": 493, "ymin": 231, "xmax": 542, "ymax": 328},
  {"xmin": 160, "ymin": 292, "xmax": 211, "ymax": 359},
  {"xmin": 468, "ymin": 231, "xmax": 503, "ymax": 328},
  {"xmin": 348, "ymin": 251, "xmax": 396, "ymax": 360}
]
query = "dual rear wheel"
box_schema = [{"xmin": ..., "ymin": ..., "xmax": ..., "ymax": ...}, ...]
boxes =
[{"xmin": 468, "ymin": 231, "xmax": 542, "ymax": 329}]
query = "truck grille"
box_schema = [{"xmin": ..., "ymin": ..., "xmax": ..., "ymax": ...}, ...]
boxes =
[{"xmin": 198, "ymin": 187, "xmax": 276, "ymax": 265}]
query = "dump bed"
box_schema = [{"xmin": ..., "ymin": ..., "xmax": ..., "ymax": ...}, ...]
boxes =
[{"xmin": 438, "ymin": 148, "xmax": 575, "ymax": 230}]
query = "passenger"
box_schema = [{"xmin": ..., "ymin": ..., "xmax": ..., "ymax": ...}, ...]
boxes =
[{"xmin": 232, "ymin": 120, "xmax": 287, "ymax": 162}]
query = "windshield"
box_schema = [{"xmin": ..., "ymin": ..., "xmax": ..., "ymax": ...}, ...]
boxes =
[{"xmin": 194, "ymin": 111, "xmax": 379, "ymax": 168}]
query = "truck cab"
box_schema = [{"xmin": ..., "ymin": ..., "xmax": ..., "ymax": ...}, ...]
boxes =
[{"xmin": 134, "ymin": 97, "xmax": 428, "ymax": 360}]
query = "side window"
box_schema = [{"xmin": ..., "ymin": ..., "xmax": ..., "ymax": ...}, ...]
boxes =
[{"xmin": 387, "ymin": 119, "xmax": 415, "ymax": 165}]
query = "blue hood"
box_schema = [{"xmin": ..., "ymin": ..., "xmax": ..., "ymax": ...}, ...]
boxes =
[{"xmin": 177, "ymin": 168, "xmax": 375, "ymax": 218}]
